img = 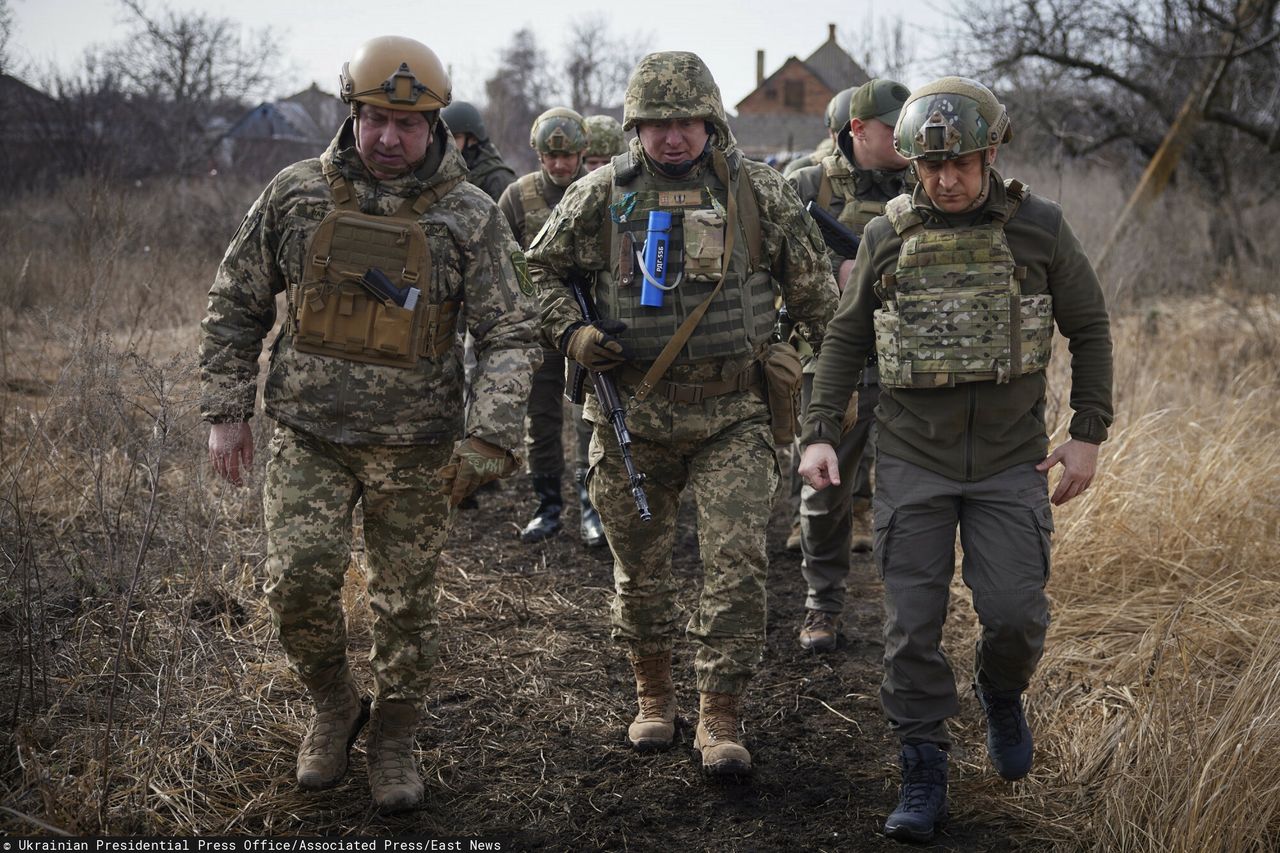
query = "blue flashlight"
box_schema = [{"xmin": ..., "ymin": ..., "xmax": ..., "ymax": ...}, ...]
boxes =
[{"xmin": 640, "ymin": 210, "xmax": 671, "ymax": 308}]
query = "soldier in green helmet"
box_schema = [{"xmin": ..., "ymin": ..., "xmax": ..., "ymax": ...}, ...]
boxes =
[
  {"xmin": 499, "ymin": 107, "xmax": 604, "ymax": 546},
  {"xmin": 441, "ymin": 99, "xmax": 517, "ymax": 201},
  {"xmin": 798, "ymin": 76, "xmax": 1113, "ymax": 841},
  {"xmin": 786, "ymin": 78, "xmax": 911, "ymax": 654},
  {"xmin": 583, "ymin": 114, "xmax": 626, "ymax": 172},
  {"xmin": 529, "ymin": 51, "xmax": 837, "ymax": 777},
  {"xmin": 782, "ymin": 87, "xmax": 850, "ymax": 177},
  {"xmin": 201, "ymin": 36, "xmax": 539, "ymax": 812}
]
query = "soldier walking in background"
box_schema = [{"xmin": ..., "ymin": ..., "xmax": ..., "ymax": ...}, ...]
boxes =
[
  {"xmin": 441, "ymin": 100, "xmax": 517, "ymax": 201},
  {"xmin": 799, "ymin": 77, "xmax": 1113, "ymax": 841},
  {"xmin": 583, "ymin": 114, "xmax": 627, "ymax": 172},
  {"xmin": 201, "ymin": 36, "xmax": 538, "ymax": 811},
  {"xmin": 786, "ymin": 79, "xmax": 911, "ymax": 652},
  {"xmin": 529, "ymin": 51, "xmax": 837, "ymax": 776},
  {"xmin": 500, "ymin": 108, "xmax": 605, "ymax": 546}
]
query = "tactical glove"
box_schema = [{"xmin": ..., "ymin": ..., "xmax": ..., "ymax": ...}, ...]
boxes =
[
  {"xmin": 437, "ymin": 437, "xmax": 520, "ymax": 508},
  {"xmin": 561, "ymin": 319, "xmax": 631, "ymax": 372}
]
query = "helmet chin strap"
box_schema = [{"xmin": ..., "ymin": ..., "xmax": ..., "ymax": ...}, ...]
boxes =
[{"xmin": 649, "ymin": 138, "xmax": 712, "ymax": 177}]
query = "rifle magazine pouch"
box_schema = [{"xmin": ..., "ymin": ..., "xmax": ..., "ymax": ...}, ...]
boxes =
[
  {"xmin": 761, "ymin": 341, "xmax": 803, "ymax": 445},
  {"xmin": 370, "ymin": 303, "xmax": 415, "ymax": 357},
  {"xmin": 683, "ymin": 208, "xmax": 725, "ymax": 283}
]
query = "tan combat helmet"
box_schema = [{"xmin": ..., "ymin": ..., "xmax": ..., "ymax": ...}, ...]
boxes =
[
  {"xmin": 340, "ymin": 36, "xmax": 451, "ymax": 113},
  {"xmin": 530, "ymin": 107, "xmax": 589, "ymax": 154},
  {"xmin": 893, "ymin": 76, "xmax": 1011, "ymax": 161},
  {"xmin": 584, "ymin": 114, "xmax": 626, "ymax": 158},
  {"xmin": 622, "ymin": 51, "xmax": 733, "ymax": 150},
  {"xmin": 825, "ymin": 87, "xmax": 855, "ymax": 132}
]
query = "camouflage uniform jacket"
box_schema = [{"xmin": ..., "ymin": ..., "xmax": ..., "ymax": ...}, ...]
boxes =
[
  {"xmin": 200, "ymin": 119, "xmax": 540, "ymax": 450},
  {"xmin": 497, "ymin": 165, "xmax": 588, "ymax": 250},
  {"xmin": 801, "ymin": 171, "xmax": 1113, "ymax": 482},
  {"xmin": 462, "ymin": 139, "xmax": 518, "ymax": 202},
  {"xmin": 530, "ymin": 138, "xmax": 838, "ymax": 365}
]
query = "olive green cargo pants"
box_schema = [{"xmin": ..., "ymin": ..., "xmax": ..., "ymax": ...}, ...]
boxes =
[{"xmin": 874, "ymin": 452, "xmax": 1054, "ymax": 746}]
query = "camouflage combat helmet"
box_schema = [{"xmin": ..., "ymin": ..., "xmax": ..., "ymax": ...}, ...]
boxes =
[
  {"xmin": 530, "ymin": 107, "xmax": 589, "ymax": 154},
  {"xmin": 622, "ymin": 51, "xmax": 732, "ymax": 148},
  {"xmin": 340, "ymin": 36, "xmax": 451, "ymax": 112},
  {"xmin": 441, "ymin": 100, "xmax": 487, "ymax": 141},
  {"xmin": 825, "ymin": 87, "xmax": 855, "ymax": 132},
  {"xmin": 584, "ymin": 114, "xmax": 626, "ymax": 158},
  {"xmin": 894, "ymin": 76, "xmax": 1011, "ymax": 161}
]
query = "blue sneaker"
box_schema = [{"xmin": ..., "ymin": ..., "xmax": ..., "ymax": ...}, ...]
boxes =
[
  {"xmin": 975, "ymin": 685, "xmax": 1034, "ymax": 781},
  {"xmin": 883, "ymin": 742, "xmax": 949, "ymax": 842}
]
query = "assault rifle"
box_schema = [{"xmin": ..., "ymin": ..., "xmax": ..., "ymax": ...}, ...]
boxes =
[
  {"xmin": 805, "ymin": 201, "xmax": 861, "ymax": 260},
  {"xmin": 564, "ymin": 274, "xmax": 652, "ymax": 522}
]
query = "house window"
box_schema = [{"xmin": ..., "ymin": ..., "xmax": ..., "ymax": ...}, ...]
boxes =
[{"xmin": 784, "ymin": 80, "xmax": 804, "ymax": 110}]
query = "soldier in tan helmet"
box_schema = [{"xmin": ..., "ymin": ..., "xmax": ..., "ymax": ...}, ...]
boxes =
[
  {"xmin": 529, "ymin": 51, "xmax": 837, "ymax": 777},
  {"xmin": 201, "ymin": 35, "xmax": 538, "ymax": 811},
  {"xmin": 798, "ymin": 77, "xmax": 1113, "ymax": 841}
]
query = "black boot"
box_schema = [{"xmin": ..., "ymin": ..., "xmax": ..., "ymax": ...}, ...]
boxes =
[
  {"xmin": 975, "ymin": 684, "xmax": 1034, "ymax": 780},
  {"xmin": 883, "ymin": 742, "xmax": 949, "ymax": 842},
  {"xmin": 520, "ymin": 474, "xmax": 563, "ymax": 543},
  {"xmin": 576, "ymin": 468, "xmax": 606, "ymax": 548}
]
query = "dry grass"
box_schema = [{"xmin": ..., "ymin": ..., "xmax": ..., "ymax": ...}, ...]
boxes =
[{"xmin": 2, "ymin": 169, "xmax": 1279, "ymax": 848}]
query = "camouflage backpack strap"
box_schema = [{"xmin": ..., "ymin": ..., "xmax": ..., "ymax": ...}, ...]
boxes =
[
  {"xmin": 321, "ymin": 160, "xmax": 361, "ymax": 211},
  {"xmin": 816, "ymin": 168, "xmax": 834, "ymax": 211},
  {"xmin": 1002, "ymin": 178, "xmax": 1029, "ymax": 222},
  {"xmin": 399, "ymin": 174, "xmax": 465, "ymax": 218},
  {"xmin": 733, "ymin": 158, "xmax": 764, "ymax": 269},
  {"xmin": 883, "ymin": 194, "xmax": 923, "ymax": 239},
  {"xmin": 517, "ymin": 172, "xmax": 549, "ymax": 216}
]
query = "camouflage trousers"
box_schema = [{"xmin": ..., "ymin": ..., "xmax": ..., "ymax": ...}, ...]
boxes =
[
  {"xmin": 525, "ymin": 347, "xmax": 591, "ymax": 476},
  {"xmin": 263, "ymin": 423, "xmax": 454, "ymax": 703},
  {"xmin": 800, "ymin": 377, "xmax": 879, "ymax": 612},
  {"xmin": 586, "ymin": 366, "xmax": 778, "ymax": 696}
]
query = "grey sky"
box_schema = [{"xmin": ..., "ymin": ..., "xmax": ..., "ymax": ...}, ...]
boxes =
[{"xmin": 11, "ymin": 0, "xmax": 951, "ymax": 109}]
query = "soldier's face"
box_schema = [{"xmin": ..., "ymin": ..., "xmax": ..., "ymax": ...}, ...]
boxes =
[
  {"xmin": 851, "ymin": 118, "xmax": 909, "ymax": 171},
  {"xmin": 636, "ymin": 118, "xmax": 710, "ymax": 165},
  {"xmin": 540, "ymin": 151, "xmax": 582, "ymax": 182},
  {"xmin": 916, "ymin": 149, "xmax": 994, "ymax": 213},
  {"xmin": 355, "ymin": 105, "xmax": 433, "ymax": 179},
  {"xmin": 584, "ymin": 155, "xmax": 611, "ymax": 172}
]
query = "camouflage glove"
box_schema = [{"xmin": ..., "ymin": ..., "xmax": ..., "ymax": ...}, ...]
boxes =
[
  {"xmin": 561, "ymin": 319, "xmax": 631, "ymax": 372},
  {"xmin": 437, "ymin": 437, "xmax": 520, "ymax": 508}
]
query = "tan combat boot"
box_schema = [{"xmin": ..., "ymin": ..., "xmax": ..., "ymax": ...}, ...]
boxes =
[
  {"xmin": 851, "ymin": 498, "xmax": 873, "ymax": 553},
  {"xmin": 694, "ymin": 692, "xmax": 752, "ymax": 776},
  {"xmin": 798, "ymin": 608, "xmax": 839, "ymax": 652},
  {"xmin": 627, "ymin": 652, "xmax": 676, "ymax": 751},
  {"xmin": 296, "ymin": 661, "xmax": 370, "ymax": 790},
  {"xmin": 367, "ymin": 699, "xmax": 424, "ymax": 812}
]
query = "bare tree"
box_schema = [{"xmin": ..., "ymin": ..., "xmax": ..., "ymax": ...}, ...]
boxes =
[
  {"xmin": 484, "ymin": 28, "xmax": 558, "ymax": 174},
  {"xmin": 957, "ymin": 0, "xmax": 1280, "ymax": 260},
  {"xmin": 0, "ymin": 0, "xmax": 13, "ymax": 76},
  {"xmin": 843, "ymin": 11, "xmax": 918, "ymax": 83},
  {"xmin": 563, "ymin": 15, "xmax": 650, "ymax": 114}
]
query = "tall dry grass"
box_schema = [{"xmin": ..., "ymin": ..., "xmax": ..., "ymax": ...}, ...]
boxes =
[{"xmin": 1, "ymin": 166, "xmax": 1278, "ymax": 847}]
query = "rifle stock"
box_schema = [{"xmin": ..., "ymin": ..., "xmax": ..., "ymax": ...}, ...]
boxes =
[
  {"xmin": 564, "ymin": 274, "xmax": 651, "ymax": 522},
  {"xmin": 805, "ymin": 201, "xmax": 862, "ymax": 260}
]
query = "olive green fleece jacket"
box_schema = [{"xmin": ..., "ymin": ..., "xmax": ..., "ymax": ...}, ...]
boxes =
[{"xmin": 801, "ymin": 171, "xmax": 1114, "ymax": 482}]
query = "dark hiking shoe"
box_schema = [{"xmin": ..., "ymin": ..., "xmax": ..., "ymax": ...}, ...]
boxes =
[
  {"xmin": 576, "ymin": 467, "xmax": 606, "ymax": 548},
  {"xmin": 883, "ymin": 742, "xmax": 949, "ymax": 842},
  {"xmin": 798, "ymin": 609, "xmax": 839, "ymax": 652},
  {"xmin": 520, "ymin": 474, "xmax": 563, "ymax": 542},
  {"xmin": 975, "ymin": 685, "xmax": 1033, "ymax": 781}
]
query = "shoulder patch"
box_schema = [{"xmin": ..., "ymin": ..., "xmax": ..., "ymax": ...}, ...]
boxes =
[{"xmin": 510, "ymin": 250, "xmax": 535, "ymax": 297}]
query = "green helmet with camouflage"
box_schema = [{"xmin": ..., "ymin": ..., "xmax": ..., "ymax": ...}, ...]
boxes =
[
  {"xmin": 622, "ymin": 51, "xmax": 733, "ymax": 149},
  {"xmin": 530, "ymin": 107, "xmax": 589, "ymax": 154},
  {"xmin": 441, "ymin": 100, "xmax": 487, "ymax": 141},
  {"xmin": 894, "ymin": 76, "xmax": 1011, "ymax": 161},
  {"xmin": 825, "ymin": 87, "xmax": 855, "ymax": 132},
  {"xmin": 583, "ymin": 114, "xmax": 626, "ymax": 158}
]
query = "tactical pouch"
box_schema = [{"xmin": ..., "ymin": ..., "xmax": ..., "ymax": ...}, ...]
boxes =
[
  {"xmin": 761, "ymin": 341, "xmax": 803, "ymax": 445},
  {"xmin": 683, "ymin": 208, "xmax": 725, "ymax": 283}
]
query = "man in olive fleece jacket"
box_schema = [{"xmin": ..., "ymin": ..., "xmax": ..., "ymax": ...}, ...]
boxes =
[{"xmin": 799, "ymin": 76, "xmax": 1112, "ymax": 842}]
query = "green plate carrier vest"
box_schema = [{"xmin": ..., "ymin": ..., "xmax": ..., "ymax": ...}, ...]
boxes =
[
  {"xmin": 873, "ymin": 180, "xmax": 1054, "ymax": 387},
  {"xmin": 515, "ymin": 171, "xmax": 555, "ymax": 250},
  {"xmin": 291, "ymin": 163, "xmax": 463, "ymax": 369},
  {"xmin": 816, "ymin": 152, "xmax": 888, "ymax": 236},
  {"xmin": 596, "ymin": 149, "xmax": 773, "ymax": 364}
]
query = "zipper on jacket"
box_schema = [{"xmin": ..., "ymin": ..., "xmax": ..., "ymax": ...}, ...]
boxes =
[{"xmin": 964, "ymin": 384, "xmax": 976, "ymax": 481}]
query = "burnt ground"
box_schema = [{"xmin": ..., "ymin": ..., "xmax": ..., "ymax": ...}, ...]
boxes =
[{"xmin": 318, "ymin": 476, "xmax": 1034, "ymax": 852}]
